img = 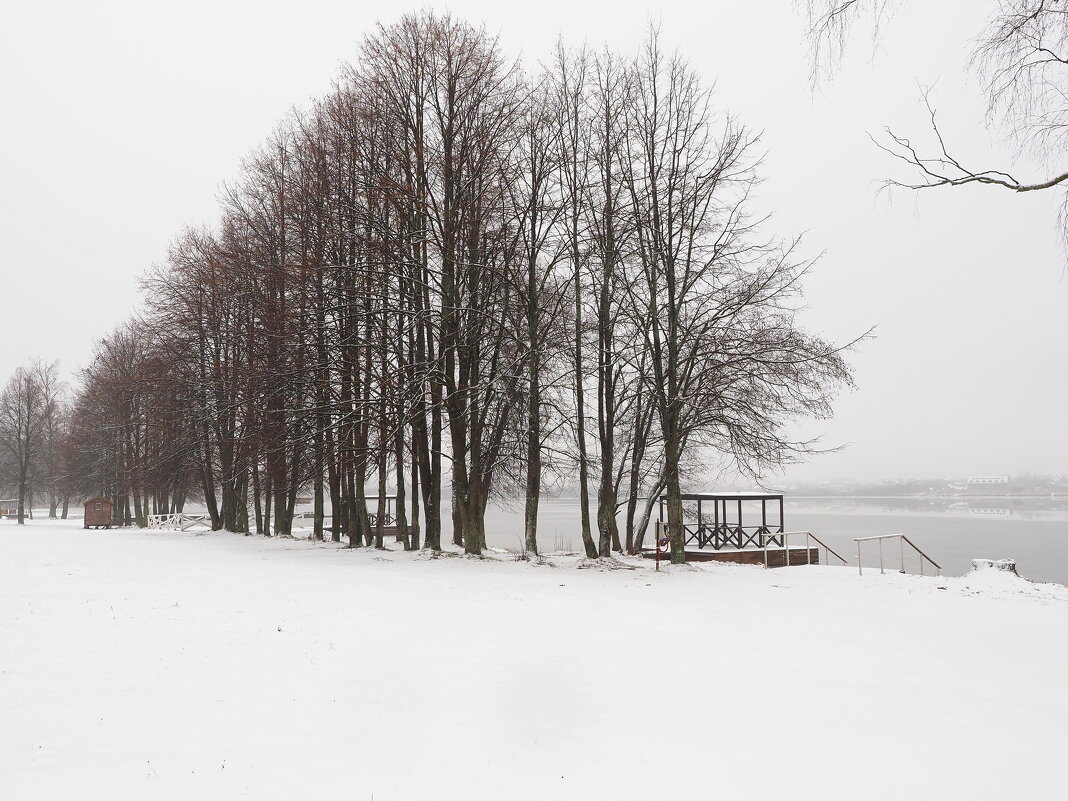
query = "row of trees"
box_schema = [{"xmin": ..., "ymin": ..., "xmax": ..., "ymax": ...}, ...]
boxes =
[{"xmin": 22, "ymin": 14, "xmax": 854, "ymax": 561}]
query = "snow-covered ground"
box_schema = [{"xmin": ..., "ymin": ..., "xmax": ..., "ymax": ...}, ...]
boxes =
[{"xmin": 2, "ymin": 520, "xmax": 1066, "ymax": 800}]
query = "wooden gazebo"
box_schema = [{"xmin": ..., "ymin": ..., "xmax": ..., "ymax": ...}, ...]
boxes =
[
  {"xmin": 367, "ymin": 494, "xmax": 397, "ymax": 527},
  {"xmin": 656, "ymin": 491, "xmax": 786, "ymax": 550}
]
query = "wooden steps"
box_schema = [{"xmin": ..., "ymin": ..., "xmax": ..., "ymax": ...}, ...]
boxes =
[{"xmin": 640, "ymin": 546, "xmax": 820, "ymax": 567}]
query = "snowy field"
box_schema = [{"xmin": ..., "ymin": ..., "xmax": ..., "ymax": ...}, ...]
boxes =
[{"xmin": 2, "ymin": 521, "xmax": 1067, "ymax": 800}]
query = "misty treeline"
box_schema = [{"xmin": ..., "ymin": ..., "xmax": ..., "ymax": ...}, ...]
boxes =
[
  {"xmin": 0, "ymin": 361, "xmax": 68, "ymax": 524},
  {"xmin": 12, "ymin": 13, "xmax": 854, "ymax": 561}
]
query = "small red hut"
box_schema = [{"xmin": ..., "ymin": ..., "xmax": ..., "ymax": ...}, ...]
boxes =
[{"xmin": 83, "ymin": 497, "xmax": 114, "ymax": 529}]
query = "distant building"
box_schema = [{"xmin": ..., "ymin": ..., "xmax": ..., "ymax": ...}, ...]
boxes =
[{"xmin": 966, "ymin": 475, "xmax": 1009, "ymax": 486}]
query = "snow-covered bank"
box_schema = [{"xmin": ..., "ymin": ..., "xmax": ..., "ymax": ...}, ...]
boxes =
[{"xmin": 2, "ymin": 521, "xmax": 1066, "ymax": 800}]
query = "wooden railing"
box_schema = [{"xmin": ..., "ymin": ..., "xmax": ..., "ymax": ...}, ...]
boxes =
[
  {"xmin": 682, "ymin": 522, "xmax": 785, "ymax": 550},
  {"xmin": 146, "ymin": 513, "xmax": 210, "ymax": 531},
  {"xmin": 292, "ymin": 511, "xmax": 396, "ymax": 526}
]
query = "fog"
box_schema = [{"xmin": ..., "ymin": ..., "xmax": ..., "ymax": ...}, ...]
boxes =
[{"xmin": 1, "ymin": 0, "xmax": 1064, "ymax": 482}]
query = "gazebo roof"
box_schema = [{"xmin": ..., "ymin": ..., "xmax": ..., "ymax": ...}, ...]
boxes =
[{"xmin": 659, "ymin": 491, "xmax": 784, "ymax": 502}]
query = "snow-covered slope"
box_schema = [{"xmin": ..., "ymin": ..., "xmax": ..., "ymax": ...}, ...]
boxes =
[{"xmin": 1, "ymin": 521, "xmax": 1065, "ymax": 800}]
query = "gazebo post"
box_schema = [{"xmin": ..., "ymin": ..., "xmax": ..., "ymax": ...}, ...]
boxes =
[
  {"xmin": 737, "ymin": 498, "xmax": 742, "ymax": 548},
  {"xmin": 761, "ymin": 499, "xmax": 767, "ymax": 547},
  {"xmin": 697, "ymin": 498, "xmax": 703, "ymax": 546},
  {"xmin": 714, "ymin": 499, "xmax": 720, "ymax": 548}
]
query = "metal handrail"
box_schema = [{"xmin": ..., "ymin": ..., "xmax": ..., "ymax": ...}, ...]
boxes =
[
  {"xmin": 854, "ymin": 534, "xmax": 941, "ymax": 576},
  {"xmin": 763, "ymin": 530, "xmax": 848, "ymax": 569}
]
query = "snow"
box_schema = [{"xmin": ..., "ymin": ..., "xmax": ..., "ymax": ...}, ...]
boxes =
[{"xmin": 2, "ymin": 521, "xmax": 1067, "ymax": 800}]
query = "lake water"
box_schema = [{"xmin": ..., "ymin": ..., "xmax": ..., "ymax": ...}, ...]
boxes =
[
  {"xmin": 477, "ymin": 496, "xmax": 1068, "ymax": 585},
  {"xmin": 163, "ymin": 493, "xmax": 1068, "ymax": 585}
]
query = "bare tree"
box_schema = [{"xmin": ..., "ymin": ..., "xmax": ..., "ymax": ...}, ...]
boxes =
[
  {"xmin": 509, "ymin": 70, "xmax": 571, "ymax": 556},
  {"xmin": 551, "ymin": 42, "xmax": 599, "ymax": 558},
  {"xmin": 625, "ymin": 31, "xmax": 855, "ymax": 563},
  {"xmin": 31, "ymin": 361, "xmax": 67, "ymax": 518},
  {"xmin": 804, "ymin": 1, "xmax": 1068, "ymax": 235},
  {"xmin": 0, "ymin": 363, "xmax": 49, "ymax": 523}
]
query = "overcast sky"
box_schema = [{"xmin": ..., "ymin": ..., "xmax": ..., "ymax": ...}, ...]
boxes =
[{"xmin": 1, "ymin": 0, "xmax": 1065, "ymax": 483}]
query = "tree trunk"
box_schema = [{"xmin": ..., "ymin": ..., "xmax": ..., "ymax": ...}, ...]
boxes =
[
  {"xmin": 524, "ymin": 359, "xmax": 541, "ymax": 557},
  {"xmin": 374, "ymin": 441, "xmax": 387, "ymax": 549},
  {"xmin": 409, "ymin": 443, "xmax": 421, "ymax": 551},
  {"xmin": 201, "ymin": 465, "xmax": 221, "ymax": 530},
  {"xmin": 395, "ymin": 431, "xmax": 410, "ymax": 550},
  {"xmin": 664, "ymin": 432, "xmax": 686, "ymax": 564},
  {"xmin": 252, "ymin": 460, "xmax": 264, "ymax": 535},
  {"xmin": 313, "ymin": 442, "xmax": 325, "ymax": 541},
  {"xmin": 16, "ymin": 474, "xmax": 27, "ymax": 525},
  {"xmin": 574, "ymin": 286, "xmax": 596, "ymax": 558},
  {"xmin": 327, "ymin": 445, "xmax": 341, "ymax": 543}
]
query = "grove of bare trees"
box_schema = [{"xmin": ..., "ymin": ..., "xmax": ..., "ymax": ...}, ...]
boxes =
[
  {"xmin": 4, "ymin": 13, "xmax": 854, "ymax": 562},
  {"xmin": 0, "ymin": 361, "xmax": 70, "ymax": 524}
]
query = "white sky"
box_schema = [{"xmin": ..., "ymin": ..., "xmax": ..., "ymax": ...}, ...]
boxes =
[{"xmin": 1, "ymin": 0, "xmax": 1065, "ymax": 483}]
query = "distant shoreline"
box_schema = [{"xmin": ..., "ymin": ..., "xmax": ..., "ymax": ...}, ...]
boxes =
[
  {"xmin": 536, "ymin": 493, "xmax": 1068, "ymax": 502},
  {"xmin": 789, "ymin": 494, "xmax": 1068, "ymax": 500}
]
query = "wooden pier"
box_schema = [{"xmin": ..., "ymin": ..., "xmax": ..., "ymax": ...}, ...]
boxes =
[{"xmin": 641, "ymin": 546, "xmax": 820, "ymax": 567}]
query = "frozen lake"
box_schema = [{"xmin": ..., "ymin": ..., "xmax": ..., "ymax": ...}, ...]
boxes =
[
  {"xmin": 789, "ymin": 499, "xmax": 1068, "ymax": 584},
  {"xmin": 78, "ymin": 494, "xmax": 1068, "ymax": 585},
  {"xmin": 474, "ymin": 496, "xmax": 1068, "ymax": 584}
]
